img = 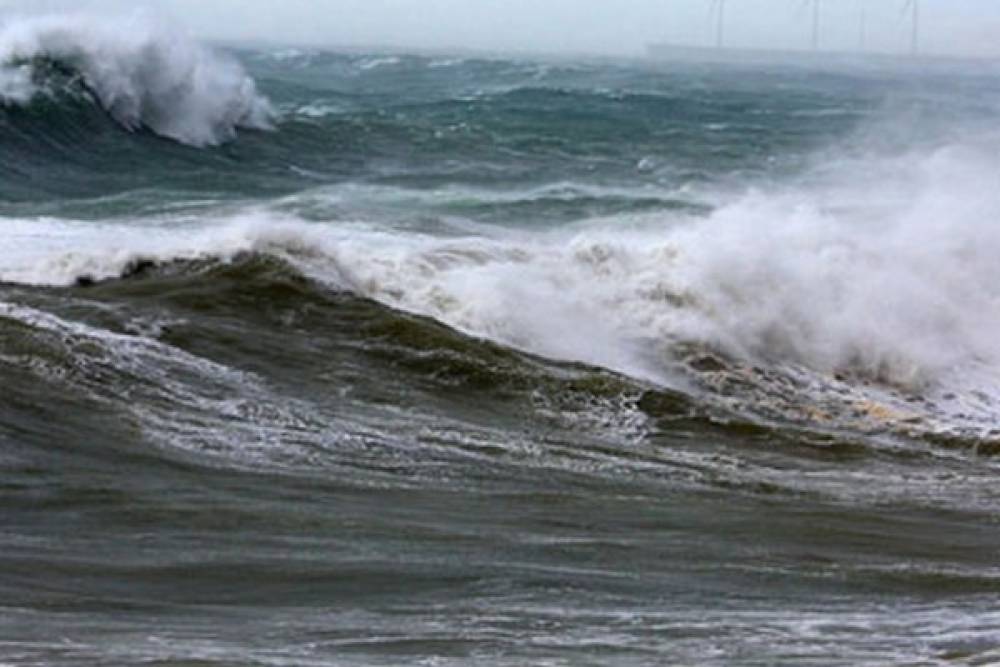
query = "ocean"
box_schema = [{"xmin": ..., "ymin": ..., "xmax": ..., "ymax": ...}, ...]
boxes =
[{"xmin": 2, "ymin": 12, "xmax": 1000, "ymax": 666}]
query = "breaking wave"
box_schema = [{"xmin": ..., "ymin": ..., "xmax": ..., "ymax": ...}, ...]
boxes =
[
  {"xmin": 0, "ymin": 12, "xmax": 273, "ymax": 146},
  {"xmin": 7, "ymin": 128, "xmax": 1000, "ymax": 393},
  {"xmin": 5, "ymin": 127, "xmax": 1000, "ymax": 444},
  {"xmin": 2, "ymin": 40, "xmax": 1000, "ymax": 446}
]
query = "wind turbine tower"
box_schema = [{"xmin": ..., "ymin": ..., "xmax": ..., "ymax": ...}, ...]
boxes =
[
  {"xmin": 709, "ymin": 0, "xmax": 727, "ymax": 49},
  {"xmin": 902, "ymin": 0, "xmax": 919, "ymax": 55},
  {"xmin": 799, "ymin": 0, "xmax": 822, "ymax": 51},
  {"xmin": 811, "ymin": 0, "xmax": 820, "ymax": 51},
  {"xmin": 859, "ymin": 6, "xmax": 867, "ymax": 51}
]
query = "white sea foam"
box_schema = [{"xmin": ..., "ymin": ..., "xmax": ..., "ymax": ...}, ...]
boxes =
[
  {"xmin": 0, "ymin": 298, "xmax": 347, "ymax": 467},
  {"xmin": 294, "ymin": 101, "xmax": 344, "ymax": 119},
  {"xmin": 0, "ymin": 62, "xmax": 34, "ymax": 103},
  {"xmin": 3, "ymin": 130, "xmax": 1000, "ymax": 410},
  {"xmin": 428, "ymin": 58, "xmax": 466, "ymax": 69},
  {"xmin": 0, "ymin": 12, "xmax": 273, "ymax": 146},
  {"xmin": 356, "ymin": 56, "xmax": 402, "ymax": 71}
]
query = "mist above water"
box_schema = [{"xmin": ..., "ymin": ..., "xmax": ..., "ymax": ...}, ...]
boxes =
[{"xmin": 1, "ymin": 0, "xmax": 999, "ymax": 58}]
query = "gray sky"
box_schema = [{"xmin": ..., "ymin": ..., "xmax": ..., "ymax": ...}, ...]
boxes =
[{"xmin": 4, "ymin": 0, "xmax": 1000, "ymax": 57}]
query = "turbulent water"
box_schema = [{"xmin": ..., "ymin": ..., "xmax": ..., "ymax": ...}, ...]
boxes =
[{"xmin": 3, "ymin": 12, "xmax": 1000, "ymax": 666}]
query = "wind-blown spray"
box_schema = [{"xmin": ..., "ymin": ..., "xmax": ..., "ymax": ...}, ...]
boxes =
[{"xmin": 0, "ymin": 12, "xmax": 273, "ymax": 146}]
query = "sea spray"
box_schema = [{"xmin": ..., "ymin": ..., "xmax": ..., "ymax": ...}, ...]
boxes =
[
  {"xmin": 0, "ymin": 12, "xmax": 273, "ymax": 146},
  {"xmin": 7, "ymin": 127, "xmax": 1000, "ymax": 395}
]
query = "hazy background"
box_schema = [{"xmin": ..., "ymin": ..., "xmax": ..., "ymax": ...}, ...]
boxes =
[{"xmin": 1, "ymin": 0, "xmax": 999, "ymax": 58}]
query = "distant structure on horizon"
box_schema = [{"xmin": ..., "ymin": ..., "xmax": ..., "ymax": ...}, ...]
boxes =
[
  {"xmin": 859, "ymin": 7, "xmax": 867, "ymax": 51},
  {"xmin": 805, "ymin": 0, "xmax": 821, "ymax": 51},
  {"xmin": 708, "ymin": 0, "xmax": 727, "ymax": 49},
  {"xmin": 902, "ymin": 0, "xmax": 920, "ymax": 55},
  {"xmin": 664, "ymin": 0, "xmax": 921, "ymax": 59}
]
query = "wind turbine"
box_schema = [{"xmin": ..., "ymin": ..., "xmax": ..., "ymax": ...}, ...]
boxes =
[
  {"xmin": 901, "ymin": 0, "xmax": 919, "ymax": 55},
  {"xmin": 858, "ymin": 5, "xmax": 868, "ymax": 51},
  {"xmin": 708, "ymin": 0, "xmax": 727, "ymax": 49},
  {"xmin": 798, "ymin": 0, "xmax": 822, "ymax": 51}
]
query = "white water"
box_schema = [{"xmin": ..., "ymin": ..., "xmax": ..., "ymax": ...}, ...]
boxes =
[
  {"xmin": 0, "ymin": 12, "xmax": 273, "ymax": 146},
  {"xmin": 3, "ymin": 126, "xmax": 1000, "ymax": 429}
]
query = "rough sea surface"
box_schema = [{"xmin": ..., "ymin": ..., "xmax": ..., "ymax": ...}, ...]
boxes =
[{"xmin": 2, "ymin": 12, "xmax": 1000, "ymax": 666}]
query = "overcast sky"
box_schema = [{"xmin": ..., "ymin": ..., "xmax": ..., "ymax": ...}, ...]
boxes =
[{"xmin": 4, "ymin": 1, "xmax": 1000, "ymax": 58}]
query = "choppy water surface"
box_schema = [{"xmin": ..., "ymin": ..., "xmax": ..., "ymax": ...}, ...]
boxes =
[{"xmin": 2, "ymin": 13, "xmax": 1000, "ymax": 666}]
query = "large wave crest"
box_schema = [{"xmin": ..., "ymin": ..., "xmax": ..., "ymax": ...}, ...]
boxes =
[{"xmin": 0, "ymin": 12, "xmax": 273, "ymax": 146}]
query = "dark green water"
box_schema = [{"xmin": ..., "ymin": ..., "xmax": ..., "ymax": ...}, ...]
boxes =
[{"xmin": 2, "ymin": 15, "xmax": 1000, "ymax": 666}]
